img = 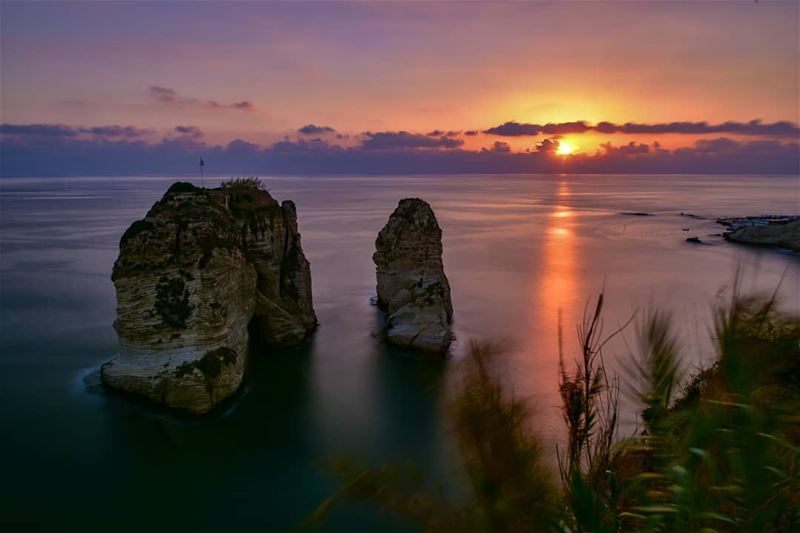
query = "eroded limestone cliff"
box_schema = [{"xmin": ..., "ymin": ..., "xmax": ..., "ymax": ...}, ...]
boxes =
[
  {"xmin": 101, "ymin": 180, "xmax": 316, "ymax": 413},
  {"xmin": 373, "ymin": 198, "xmax": 453, "ymax": 353}
]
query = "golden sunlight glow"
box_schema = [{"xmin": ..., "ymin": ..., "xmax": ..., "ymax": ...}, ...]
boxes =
[{"xmin": 556, "ymin": 141, "xmax": 576, "ymax": 156}]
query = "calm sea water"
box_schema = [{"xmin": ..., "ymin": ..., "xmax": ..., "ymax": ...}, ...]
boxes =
[{"xmin": 1, "ymin": 174, "xmax": 798, "ymax": 531}]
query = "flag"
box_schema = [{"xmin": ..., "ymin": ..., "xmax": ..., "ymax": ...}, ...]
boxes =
[{"xmin": 200, "ymin": 158, "xmax": 205, "ymax": 167}]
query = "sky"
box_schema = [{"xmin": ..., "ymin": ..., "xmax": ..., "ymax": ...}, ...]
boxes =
[{"xmin": 1, "ymin": 0, "xmax": 798, "ymax": 176}]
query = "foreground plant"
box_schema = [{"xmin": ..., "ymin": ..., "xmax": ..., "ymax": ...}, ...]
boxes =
[
  {"xmin": 307, "ymin": 287, "xmax": 800, "ymax": 532},
  {"xmin": 305, "ymin": 341, "xmax": 558, "ymax": 532},
  {"xmin": 619, "ymin": 285, "xmax": 800, "ymax": 532}
]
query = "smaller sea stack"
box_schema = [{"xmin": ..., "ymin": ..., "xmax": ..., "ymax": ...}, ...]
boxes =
[{"xmin": 373, "ymin": 198, "xmax": 454, "ymax": 353}]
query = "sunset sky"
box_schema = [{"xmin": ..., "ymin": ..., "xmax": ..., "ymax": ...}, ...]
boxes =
[{"xmin": 1, "ymin": 1, "xmax": 798, "ymax": 175}]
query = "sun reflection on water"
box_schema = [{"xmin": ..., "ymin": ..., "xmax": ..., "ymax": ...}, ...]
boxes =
[
  {"xmin": 522, "ymin": 180, "xmax": 580, "ymax": 449},
  {"xmin": 541, "ymin": 181, "xmax": 578, "ymax": 329}
]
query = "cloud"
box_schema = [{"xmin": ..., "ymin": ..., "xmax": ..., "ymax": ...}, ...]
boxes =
[
  {"xmin": 486, "ymin": 119, "xmax": 800, "ymax": 137},
  {"xmin": 174, "ymin": 125, "xmax": 203, "ymax": 138},
  {"xmin": 270, "ymin": 137, "xmax": 341, "ymax": 154},
  {"xmin": 536, "ymin": 138, "xmax": 559, "ymax": 153},
  {"xmin": 149, "ymin": 85, "xmax": 178, "ymax": 102},
  {"xmin": 1, "ymin": 123, "xmax": 797, "ymax": 176},
  {"xmin": 464, "ymin": 130, "xmax": 479, "ymax": 136},
  {"xmin": 0, "ymin": 123, "xmax": 152, "ymax": 139},
  {"xmin": 595, "ymin": 119, "xmax": 799, "ymax": 136},
  {"xmin": 482, "ymin": 141, "xmax": 511, "ymax": 153},
  {"xmin": 426, "ymin": 129, "xmax": 462, "ymax": 137},
  {"xmin": 484, "ymin": 121, "xmax": 542, "ymax": 136},
  {"xmin": 83, "ymin": 125, "xmax": 154, "ymax": 138},
  {"xmin": 568, "ymin": 137, "xmax": 799, "ymax": 174},
  {"xmin": 541, "ymin": 121, "xmax": 591, "ymax": 135},
  {"xmin": 599, "ymin": 141, "xmax": 650, "ymax": 155},
  {"xmin": 298, "ymin": 124, "xmax": 335, "ymax": 135},
  {"xmin": 1, "ymin": 124, "xmax": 78, "ymax": 137},
  {"xmin": 360, "ymin": 131, "xmax": 464, "ymax": 150},
  {"xmin": 148, "ymin": 85, "xmax": 255, "ymax": 111}
]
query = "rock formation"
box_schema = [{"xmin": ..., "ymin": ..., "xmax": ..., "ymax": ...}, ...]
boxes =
[
  {"xmin": 373, "ymin": 198, "xmax": 453, "ymax": 353},
  {"xmin": 101, "ymin": 179, "xmax": 316, "ymax": 413},
  {"xmin": 723, "ymin": 219, "xmax": 800, "ymax": 252}
]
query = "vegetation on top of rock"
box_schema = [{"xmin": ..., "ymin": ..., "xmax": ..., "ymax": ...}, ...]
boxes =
[
  {"xmin": 166, "ymin": 181, "xmax": 201, "ymax": 194},
  {"xmin": 220, "ymin": 177, "xmax": 265, "ymax": 191},
  {"xmin": 219, "ymin": 178, "xmax": 282, "ymax": 237}
]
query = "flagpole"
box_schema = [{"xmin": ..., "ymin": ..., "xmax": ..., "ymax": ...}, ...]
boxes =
[{"xmin": 200, "ymin": 157, "xmax": 205, "ymax": 187}]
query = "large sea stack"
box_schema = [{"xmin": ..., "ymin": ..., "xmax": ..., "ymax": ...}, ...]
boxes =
[
  {"xmin": 373, "ymin": 198, "xmax": 453, "ymax": 353},
  {"xmin": 101, "ymin": 179, "xmax": 316, "ymax": 413}
]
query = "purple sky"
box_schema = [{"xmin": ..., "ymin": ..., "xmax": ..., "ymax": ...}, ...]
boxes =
[{"xmin": 1, "ymin": 1, "xmax": 798, "ymax": 175}]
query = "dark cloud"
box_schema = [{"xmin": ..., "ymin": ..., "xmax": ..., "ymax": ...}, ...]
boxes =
[
  {"xmin": 486, "ymin": 119, "xmax": 799, "ymax": 137},
  {"xmin": 298, "ymin": 124, "xmax": 335, "ymax": 135},
  {"xmin": 482, "ymin": 141, "xmax": 511, "ymax": 153},
  {"xmin": 148, "ymin": 85, "xmax": 254, "ymax": 111},
  {"xmin": 541, "ymin": 121, "xmax": 591, "ymax": 135},
  {"xmin": 484, "ymin": 121, "xmax": 542, "ymax": 136},
  {"xmin": 149, "ymin": 85, "xmax": 178, "ymax": 102},
  {"xmin": 600, "ymin": 141, "xmax": 650, "ymax": 155},
  {"xmin": 595, "ymin": 121, "xmax": 619, "ymax": 134},
  {"xmin": 174, "ymin": 125, "xmax": 203, "ymax": 138},
  {"xmin": 1, "ymin": 124, "xmax": 797, "ymax": 176},
  {"xmin": 270, "ymin": 137, "xmax": 341, "ymax": 154},
  {"xmin": 0, "ymin": 123, "xmax": 152, "ymax": 139},
  {"xmin": 1, "ymin": 124, "xmax": 78, "ymax": 137},
  {"xmin": 360, "ymin": 131, "xmax": 464, "ymax": 150},
  {"xmin": 83, "ymin": 125, "xmax": 154, "ymax": 138},
  {"xmin": 599, "ymin": 119, "xmax": 799, "ymax": 136},
  {"xmin": 484, "ymin": 121, "xmax": 591, "ymax": 136},
  {"xmin": 464, "ymin": 130, "xmax": 479, "ymax": 136},
  {"xmin": 536, "ymin": 138, "xmax": 559, "ymax": 153},
  {"xmin": 427, "ymin": 130, "xmax": 462, "ymax": 137}
]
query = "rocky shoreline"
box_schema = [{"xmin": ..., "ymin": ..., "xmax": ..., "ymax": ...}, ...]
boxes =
[
  {"xmin": 674, "ymin": 212, "xmax": 799, "ymax": 251},
  {"xmin": 717, "ymin": 215, "xmax": 800, "ymax": 252}
]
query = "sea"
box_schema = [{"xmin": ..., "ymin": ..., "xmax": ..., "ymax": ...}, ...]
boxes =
[{"xmin": 1, "ymin": 174, "xmax": 798, "ymax": 531}]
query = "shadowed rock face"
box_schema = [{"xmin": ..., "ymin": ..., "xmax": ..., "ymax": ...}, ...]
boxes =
[
  {"xmin": 373, "ymin": 198, "xmax": 453, "ymax": 353},
  {"xmin": 101, "ymin": 181, "xmax": 316, "ymax": 413}
]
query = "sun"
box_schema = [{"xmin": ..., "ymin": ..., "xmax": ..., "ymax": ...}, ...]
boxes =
[{"xmin": 556, "ymin": 141, "xmax": 576, "ymax": 156}]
